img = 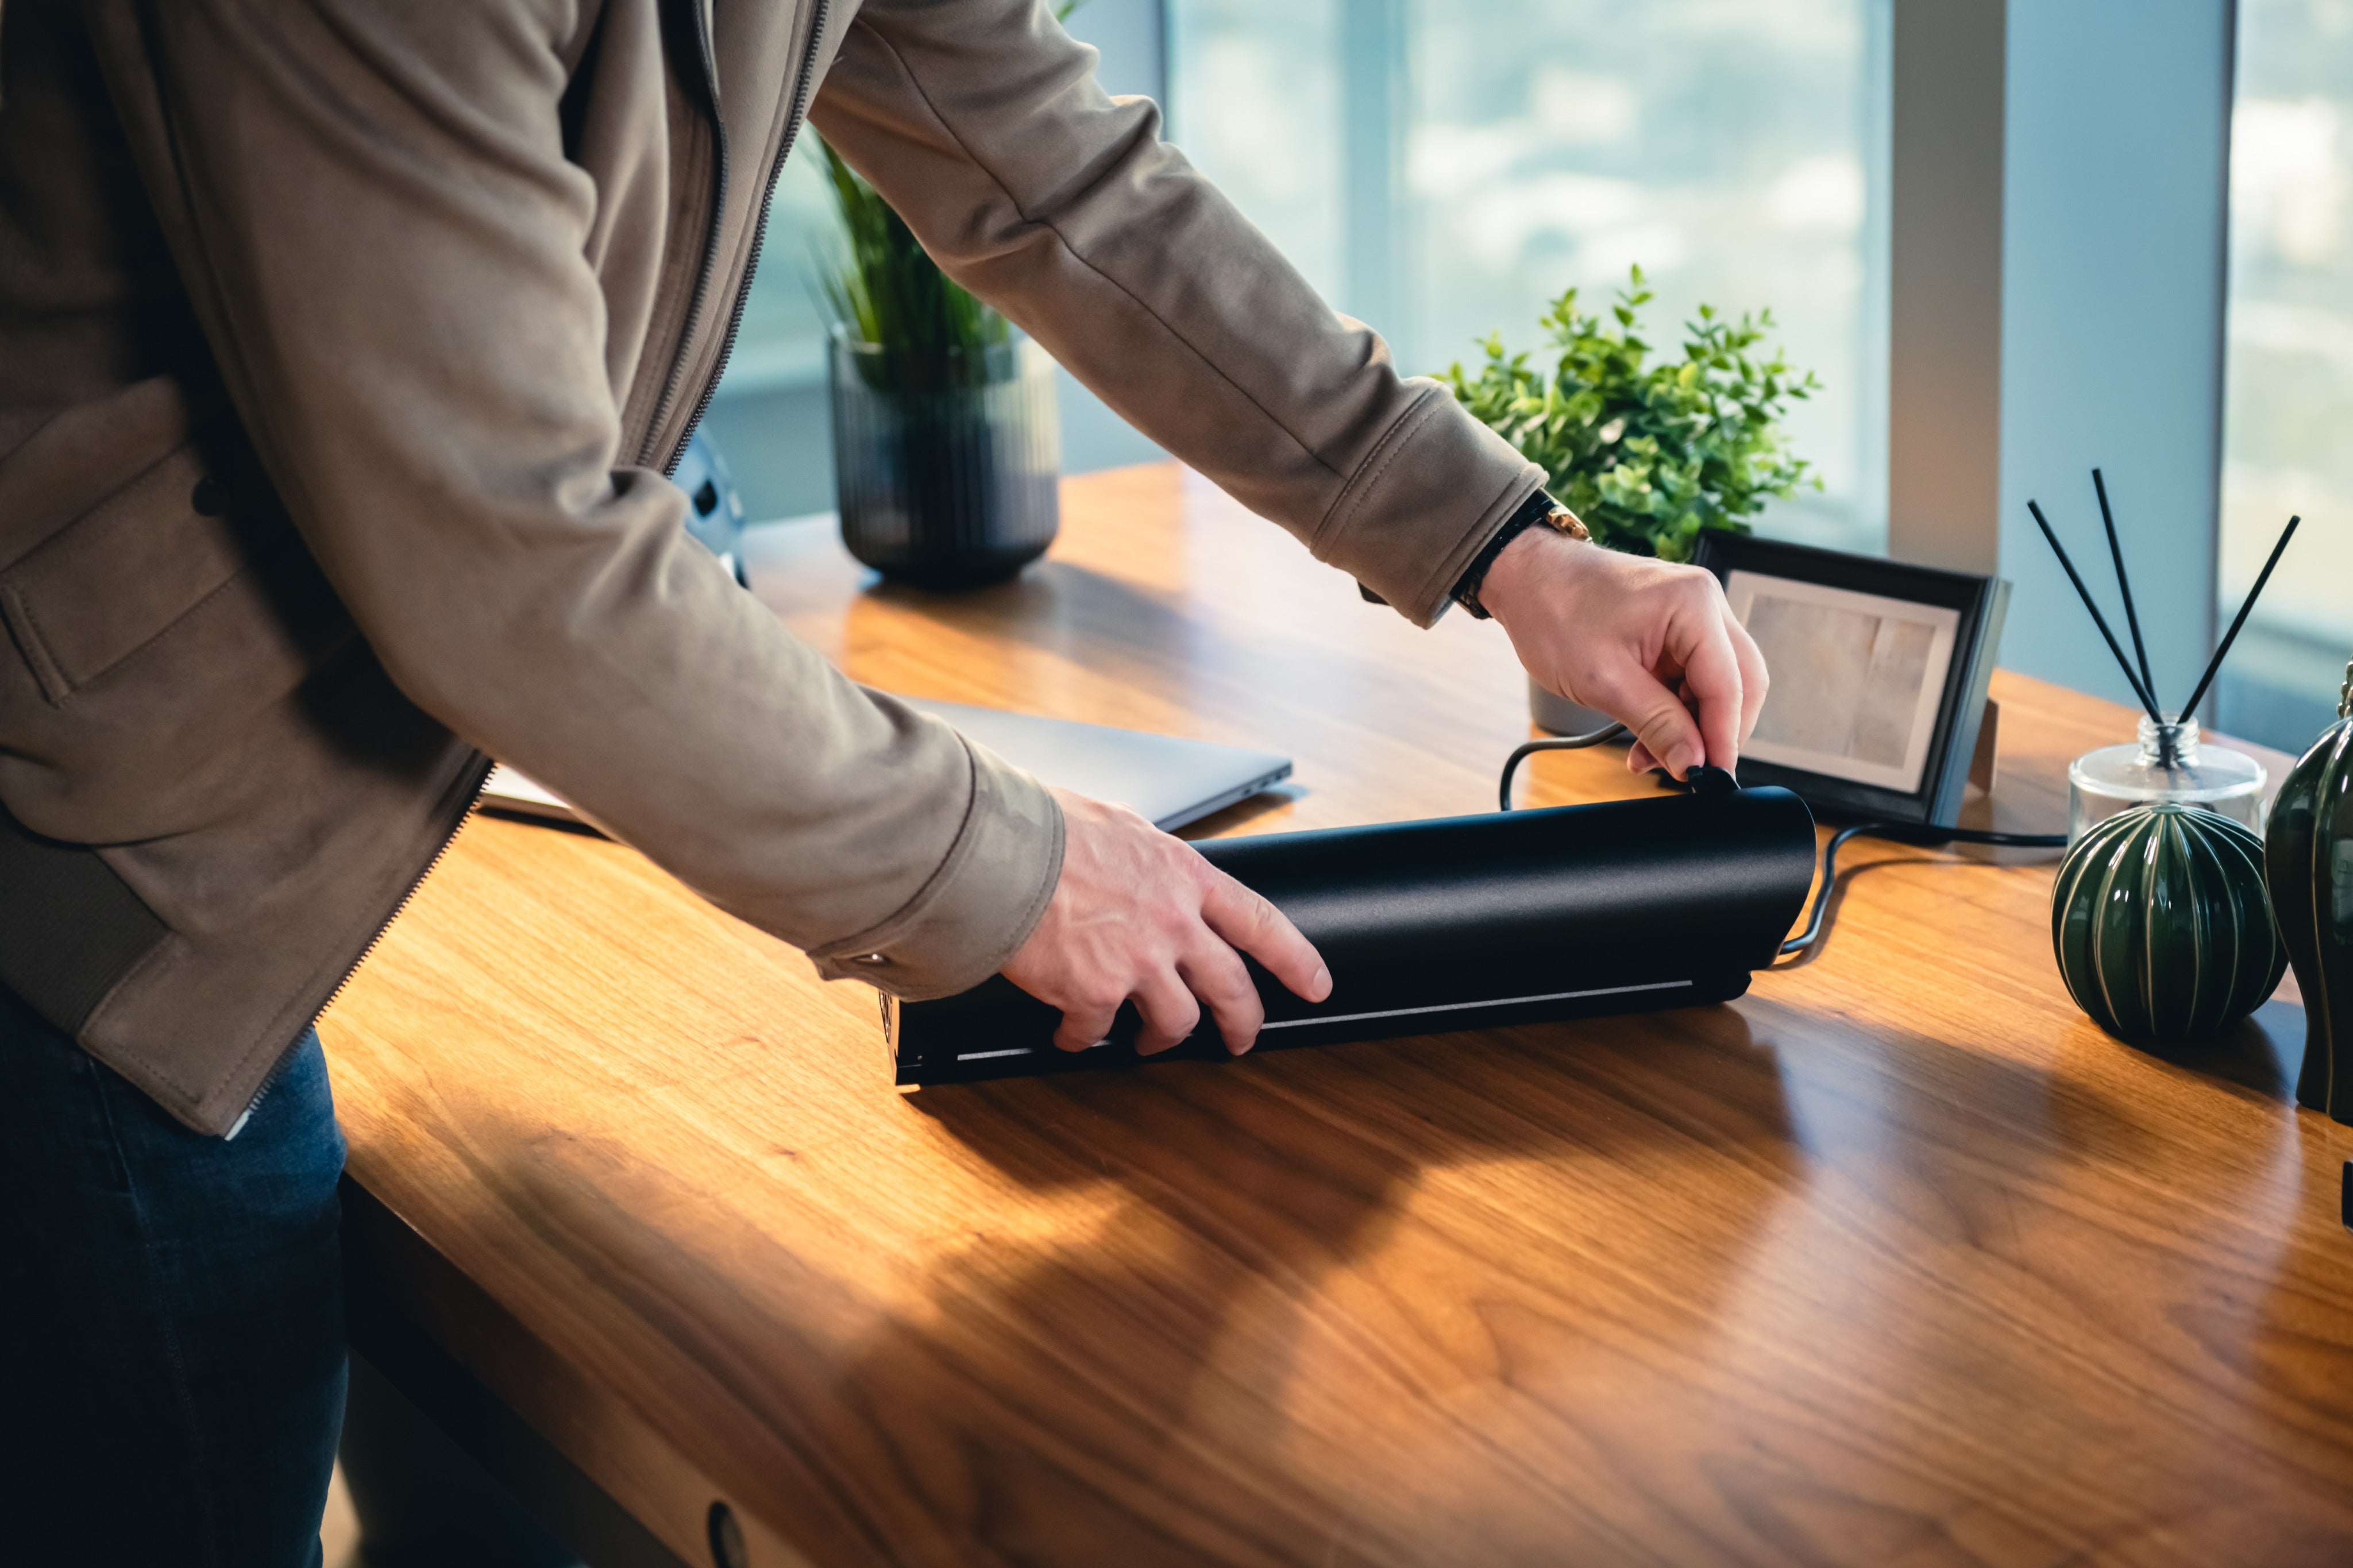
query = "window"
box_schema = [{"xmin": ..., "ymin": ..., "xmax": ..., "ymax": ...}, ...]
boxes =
[
  {"xmin": 2217, "ymin": 0, "xmax": 2353, "ymax": 747},
  {"xmin": 709, "ymin": 3, "xmax": 1888, "ymax": 550},
  {"xmin": 696, "ymin": 141, "xmax": 844, "ymax": 524},
  {"xmin": 704, "ymin": 4, "xmax": 1169, "ymax": 523}
]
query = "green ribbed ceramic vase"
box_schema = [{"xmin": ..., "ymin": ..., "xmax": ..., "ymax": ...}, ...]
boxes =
[
  {"xmin": 2264, "ymin": 662, "xmax": 2353, "ymax": 1122},
  {"xmin": 2051, "ymin": 804, "xmax": 2285, "ymax": 1048}
]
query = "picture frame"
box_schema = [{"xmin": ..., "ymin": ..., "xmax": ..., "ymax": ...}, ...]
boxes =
[{"xmin": 1692, "ymin": 532, "xmax": 2011, "ymax": 827}]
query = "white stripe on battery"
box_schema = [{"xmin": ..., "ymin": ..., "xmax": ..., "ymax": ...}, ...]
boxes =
[
  {"xmin": 1257, "ymin": 978, "xmax": 1693, "ymax": 1030},
  {"xmin": 949, "ymin": 978, "xmax": 1694, "ymax": 1060}
]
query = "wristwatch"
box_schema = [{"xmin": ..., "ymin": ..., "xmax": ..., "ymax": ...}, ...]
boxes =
[{"xmin": 1450, "ymin": 492, "xmax": 1589, "ymax": 620}]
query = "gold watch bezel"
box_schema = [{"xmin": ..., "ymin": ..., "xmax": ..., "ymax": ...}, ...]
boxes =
[{"xmin": 1545, "ymin": 505, "xmax": 1591, "ymax": 542}]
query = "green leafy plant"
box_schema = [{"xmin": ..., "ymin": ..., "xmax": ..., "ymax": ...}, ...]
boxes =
[
  {"xmin": 1438, "ymin": 267, "xmax": 1820, "ymax": 562},
  {"xmin": 813, "ymin": 1, "xmax": 1086, "ymax": 382},
  {"xmin": 814, "ymin": 138, "xmax": 1009, "ymax": 383}
]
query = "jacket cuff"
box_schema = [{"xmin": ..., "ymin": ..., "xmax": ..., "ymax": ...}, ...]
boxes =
[
  {"xmin": 1311, "ymin": 383, "xmax": 1547, "ymax": 628},
  {"xmin": 806, "ymin": 737, "xmax": 1064, "ymax": 999}
]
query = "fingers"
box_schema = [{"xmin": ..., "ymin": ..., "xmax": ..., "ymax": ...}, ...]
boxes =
[
  {"xmin": 1673, "ymin": 604, "xmax": 1746, "ymax": 772},
  {"xmin": 1048, "ymin": 945, "xmax": 1271, "ymax": 1059},
  {"xmin": 1621, "ymin": 605, "xmax": 1763, "ymax": 779},
  {"xmin": 1181, "ymin": 938, "xmax": 1267, "ymax": 1056},
  {"xmin": 1050, "ymin": 990, "xmax": 1122, "ymax": 1054},
  {"xmin": 1726, "ymin": 605, "xmax": 1769, "ymax": 747},
  {"xmin": 1131, "ymin": 970, "xmax": 1202, "ymax": 1056},
  {"xmin": 1201, "ymin": 871, "xmax": 1331, "ymax": 1004},
  {"xmin": 1002, "ymin": 797, "xmax": 1328, "ymax": 1063},
  {"xmin": 1592, "ymin": 663, "xmax": 1707, "ymax": 780}
]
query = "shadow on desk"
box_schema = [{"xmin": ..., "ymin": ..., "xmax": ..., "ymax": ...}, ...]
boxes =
[
  {"xmin": 352, "ymin": 976, "xmax": 2346, "ymax": 1566},
  {"xmin": 2143, "ymin": 997, "xmax": 2306, "ymax": 1105},
  {"xmin": 809, "ymin": 997, "xmax": 2321, "ymax": 1565},
  {"xmin": 817, "ymin": 1009, "xmax": 1805, "ymax": 1566}
]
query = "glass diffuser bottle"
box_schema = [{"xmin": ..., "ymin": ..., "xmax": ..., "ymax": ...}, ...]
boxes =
[
  {"xmin": 2028, "ymin": 470, "xmax": 2302, "ymax": 845},
  {"xmin": 2067, "ymin": 713, "xmax": 2266, "ymax": 841}
]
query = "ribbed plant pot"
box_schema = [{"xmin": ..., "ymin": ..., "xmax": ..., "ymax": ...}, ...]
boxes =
[
  {"xmin": 2266, "ymin": 709, "xmax": 2353, "ymax": 1122},
  {"xmin": 830, "ymin": 331, "xmax": 1060, "ymax": 589},
  {"xmin": 2052, "ymin": 802, "xmax": 2285, "ymax": 1049}
]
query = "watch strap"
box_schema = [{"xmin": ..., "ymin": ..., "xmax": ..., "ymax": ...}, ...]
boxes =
[{"xmin": 1451, "ymin": 492, "xmax": 1588, "ymax": 620}]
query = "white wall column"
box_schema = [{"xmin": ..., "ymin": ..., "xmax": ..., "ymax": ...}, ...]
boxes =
[
  {"xmin": 1888, "ymin": 0, "xmax": 2008, "ymax": 576},
  {"xmin": 1993, "ymin": 0, "xmax": 2235, "ymax": 713}
]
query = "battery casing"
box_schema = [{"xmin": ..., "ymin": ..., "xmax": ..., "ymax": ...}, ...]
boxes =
[{"xmin": 886, "ymin": 785, "xmax": 1817, "ymax": 1084}]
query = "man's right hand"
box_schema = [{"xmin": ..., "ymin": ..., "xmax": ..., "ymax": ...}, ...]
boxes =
[
  {"xmin": 1000, "ymin": 789, "xmax": 1332, "ymax": 1056},
  {"xmin": 1478, "ymin": 524, "xmax": 1768, "ymax": 779}
]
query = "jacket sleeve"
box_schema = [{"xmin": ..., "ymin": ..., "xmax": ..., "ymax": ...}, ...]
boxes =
[
  {"xmin": 809, "ymin": 0, "xmax": 1546, "ymax": 628},
  {"xmin": 80, "ymin": 0, "xmax": 1059, "ymax": 999}
]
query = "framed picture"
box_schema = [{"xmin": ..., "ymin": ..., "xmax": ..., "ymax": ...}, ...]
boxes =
[{"xmin": 1692, "ymin": 532, "xmax": 2011, "ymax": 827}]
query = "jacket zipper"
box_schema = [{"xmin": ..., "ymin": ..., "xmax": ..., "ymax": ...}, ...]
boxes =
[
  {"xmin": 659, "ymin": 0, "xmax": 832, "ymax": 477},
  {"xmin": 226, "ymin": 751, "xmax": 499, "ymax": 1139}
]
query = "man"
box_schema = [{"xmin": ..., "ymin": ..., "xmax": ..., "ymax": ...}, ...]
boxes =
[{"xmin": 0, "ymin": 0, "xmax": 1766, "ymax": 1561}]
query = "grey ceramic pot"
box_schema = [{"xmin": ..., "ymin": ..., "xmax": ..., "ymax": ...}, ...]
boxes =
[
  {"xmin": 830, "ymin": 331, "xmax": 1060, "ymax": 589},
  {"xmin": 1529, "ymin": 679, "xmax": 1623, "ymax": 740}
]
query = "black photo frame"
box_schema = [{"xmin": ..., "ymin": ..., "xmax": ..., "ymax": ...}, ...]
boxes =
[{"xmin": 1692, "ymin": 532, "xmax": 2010, "ymax": 827}]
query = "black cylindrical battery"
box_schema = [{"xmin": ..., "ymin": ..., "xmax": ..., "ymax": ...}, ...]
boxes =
[{"xmin": 886, "ymin": 785, "xmax": 1817, "ymax": 1084}]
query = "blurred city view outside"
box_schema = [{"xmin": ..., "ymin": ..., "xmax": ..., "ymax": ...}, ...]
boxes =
[
  {"xmin": 1170, "ymin": 0, "xmax": 1888, "ymax": 556},
  {"xmin": 713, "ymin": 141, "xmax": 840, "ymax": 399},
  {"xmin": 2218, "ymin": 0, "xmax": 2353, "ymax": 748}
]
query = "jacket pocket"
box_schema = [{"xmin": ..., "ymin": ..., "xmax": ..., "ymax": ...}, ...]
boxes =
[{"xmin": 0, "ymin": 439, "xmax": 248, "ymax": 705}]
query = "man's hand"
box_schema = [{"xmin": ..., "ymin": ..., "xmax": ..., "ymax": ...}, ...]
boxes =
[
  {"xmin": 1001, "ymin": 789, "xmax": 1333, "ymax": 1055},
  {"xmin": 1478, "ymin": 525, "xmax": 1768, "ymax": 778}
]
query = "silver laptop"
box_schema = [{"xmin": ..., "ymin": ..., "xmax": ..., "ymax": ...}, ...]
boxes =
[{"xmin": 480, "ymin": 694, "xmax": 1293, "ymax": 834}]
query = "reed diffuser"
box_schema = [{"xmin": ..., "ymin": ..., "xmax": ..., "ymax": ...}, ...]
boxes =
[{"xmin": 2029, "ymin": 470, "xmax": 2299, "ymax": 840}]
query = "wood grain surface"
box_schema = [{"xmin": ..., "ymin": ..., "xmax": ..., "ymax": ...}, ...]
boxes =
[{"xmin": 322, "ymin": 464, "xmax": 2353, "ymax": 1567}]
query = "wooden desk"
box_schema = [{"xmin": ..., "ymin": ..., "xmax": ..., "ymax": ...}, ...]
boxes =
[{"xmin": 325, "ymin": 464, "xmax": 2353, "ymax": 1568}]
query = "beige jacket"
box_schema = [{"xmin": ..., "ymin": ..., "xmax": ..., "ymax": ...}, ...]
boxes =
[{"xmin": 0, "ymin": 0, "xmax": 1542, "ymax": 1133}]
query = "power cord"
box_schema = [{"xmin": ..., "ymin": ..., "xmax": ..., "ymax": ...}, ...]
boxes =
[
  {"xmin": 1496, "ymin": 722, "xmax": 1630, "ymax": 812},
  {"xmin": 1773, "ymin": 820, "xmax": 2067, "ymax": 956},
  {"xmin": 1495, "ymin": 723, "xmax": 2068, "ymax": 956}
]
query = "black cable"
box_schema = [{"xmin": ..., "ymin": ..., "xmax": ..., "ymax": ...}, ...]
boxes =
[
  {"xmin": 1775, "ymin": 821, "xmax": 2068, "ymax": 956},
  {"xmin": 1496, "ymin": 723, "xmax": 1629, "ymax": 812},
  {"xmin": 1493, "ymin": 735, "xmax": 2066, "ymax": 956}
]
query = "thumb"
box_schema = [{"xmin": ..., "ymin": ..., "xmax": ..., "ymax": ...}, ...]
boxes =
[{"xmin": 1598, "ymin": 668, "xmax": 1704, "ymax": 779}]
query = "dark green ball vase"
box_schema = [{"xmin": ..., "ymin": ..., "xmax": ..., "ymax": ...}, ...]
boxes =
[
  {"xmin": 2265, "ymin": 715, "xmax": 2353, "ymax": 1122},
  {"xmin": 2052, "ymin": 804, "xmax": 2285, "ymax": 1048}
]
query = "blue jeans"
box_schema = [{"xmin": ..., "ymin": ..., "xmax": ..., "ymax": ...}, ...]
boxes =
[{"xmin": 0, "ymin": 984, "xmax": 345, "ymax": 1568}]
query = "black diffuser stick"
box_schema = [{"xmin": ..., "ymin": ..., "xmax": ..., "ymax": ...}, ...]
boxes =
[
  {"xmin": 2092, "ymin": 469, "xmax": 2158, "ymax": 706},
  {"xmin": 2027, "ymin": 499, "xmax": 2164, "ymax": 723},
  {"xmin": 2178, "ymin": 513, "xmax": 2302, "ymax": 722}
]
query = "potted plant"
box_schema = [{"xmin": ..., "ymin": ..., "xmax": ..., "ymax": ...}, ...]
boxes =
[
  {"xmin": 816, "ymin": 140, "xmax": 1061, "ymax": 588},
  {"xmin": 1439, "ymin": 268, "xmax": 1818, "ymax": 732}
]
